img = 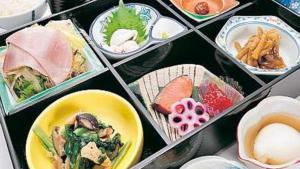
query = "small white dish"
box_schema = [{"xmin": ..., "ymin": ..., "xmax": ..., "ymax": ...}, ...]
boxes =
[
  {"xmin": 216, "ymin": 16, "xmax": 300, "ymax": 75},
  {"xmin": 180, "ymin": 156, "xmax": 247, "ymax": 169},
  {"xmin": 89, "ymin": 3, "xmax": 187, "ymax": 60},
  {"xmin": 0, "ymin": 0, "xmax": 48, "ymax": 30},
  {"xmin": 237, "ymin": 96, "xmax": 300, "ymax": 169}
]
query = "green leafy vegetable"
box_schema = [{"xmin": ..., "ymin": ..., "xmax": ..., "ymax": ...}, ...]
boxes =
[
  {"xmin": 64, "ymin": 126, "xmax": 81, "ymax": 169},
  {"xmin": 79, "ymin": 158, "xmax": 94, "ymax": 169},
  {"xmin": 112, "ymin": 142, "xmax": 131, "ymax": 168},
  {"xmin": 34, "ymin": 114, "xmax": 123, "ymax": 169},
  {"xmin": 73, "ymin": 127, "xmax": 88, "ymax": 137},
  {"xmin": 32, "ymin": 126, "xmax": 56, "ymax": 155},
  {"xmin": 103, "ymin": 0, "xmax": 147, "ymax": 45},
  {"xmin": 192, "ymin": 86, "xmax": 201, "ymax": 102}
]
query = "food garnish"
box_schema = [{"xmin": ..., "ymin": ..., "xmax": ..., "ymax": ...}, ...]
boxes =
[
  {"xmin": 33, "ymin": 113, "xmax": 124, "ymax": 169},
  {"xmin": 2, "ymin": 20, "xmax": 87, "ymax": 101},
  {"xmin": 234, "ymin": 27, "xmax": 286, "ymax": 69},
  {"xmin": 194, "ymin": 2, "xmax": 210, "ymax": 15},
  {"xmin": 168, "ymin": 98, "xmax": 210, "ymax": 136},
  {"xmin": 103, "ymin": 0, "xmax": 147, "ymax": 53}
]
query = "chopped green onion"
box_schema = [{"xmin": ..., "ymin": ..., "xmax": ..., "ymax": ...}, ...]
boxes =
[
  {"xmin": 112, "ymin": 142, "xmax": 131, "ymax": 168},
  {"xmin": 33, "ymin": 126, "xmax": 56, "ymax": 155}
]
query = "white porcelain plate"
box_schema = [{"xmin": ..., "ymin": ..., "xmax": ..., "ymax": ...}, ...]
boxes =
[
  {"xmin": 216, "ymin": 16, "xmax": 300, "ymax": 75},
  {"xmin": 89, "ymin": 3, "xmax": 187, "ymax": 60},
  {"xmin": 180, "ymin": 156, "xmax": 247, "ymax": 169}
]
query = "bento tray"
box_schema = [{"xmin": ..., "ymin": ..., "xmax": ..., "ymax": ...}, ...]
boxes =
[{"xmin": 0, "ymin": 0, "xmax": 299, "ymax": 169}]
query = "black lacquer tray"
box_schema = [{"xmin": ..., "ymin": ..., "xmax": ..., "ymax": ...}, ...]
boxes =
[{"xmin": 0, "ymin": 0, "xmax": 299, "ymax": 168}]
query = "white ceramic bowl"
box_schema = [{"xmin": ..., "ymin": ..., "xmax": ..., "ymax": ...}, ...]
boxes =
[
  {"xmin": 89, "ymin": 3, "xmax": 187, "ymax": 60},
  {"xmin": 237, "ymin": 96, "xmax": 300, "ymax": 169},
  {"xmin": 0, "ymin": 0, "xmax": 47, "ymax": 30},
  {"xmin": 180, "ymin": 156, "xmax": 247, "ymax": 169},
  {"xmin": 216, "ymin": 16, "xmax": 300, "ymax": 75}
]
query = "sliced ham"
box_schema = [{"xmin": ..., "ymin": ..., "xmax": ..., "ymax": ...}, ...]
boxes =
[
  {"xmin": 3, "ymin": 45, "xmax": 48, "ymax": 75},
  {"xmin": 4, "ymin": 26, "xmax": 73, "ymax": 85}
]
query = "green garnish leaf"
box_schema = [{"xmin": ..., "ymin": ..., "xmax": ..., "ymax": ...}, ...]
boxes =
[
  {"xmin": 103, "ymin": 0, "xmax": 147, "ymax": 45},
  {"xmin": 192, "ymin": 86, "xmax": 201, "ymax": 102},
  {"xmin": 161, "ymin": 32, "xmax": 169, "ymax": 39}
]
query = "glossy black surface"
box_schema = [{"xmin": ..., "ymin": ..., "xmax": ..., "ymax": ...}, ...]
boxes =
[
  {"xmin": 0, "ymin": 0, "xmax": 299, "ymax": 169},
  {"xmin": 198, "ymin": 0, "xmax": 300, "ymax": 83},
  {"xmin": 115, "ymin": 31, "xmax": 262, "ymax": 96},
  {"xmin": 5, "ymin": 71, "xmax": 166, "ymax": 169},
  {"xmin": 133, "ymin": 65, "xmax": 300, "ymax": 169},
  {"xmin": 160, "ymin": 0, "xmax": 254, "ymax": 27}
]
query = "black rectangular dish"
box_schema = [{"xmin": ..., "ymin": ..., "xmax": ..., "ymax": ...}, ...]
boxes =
[{"xmin": 0, "ymin": 0, "xmax": 299, "ymax": 169}]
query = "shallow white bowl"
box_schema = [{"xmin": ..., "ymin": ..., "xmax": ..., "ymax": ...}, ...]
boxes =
[
  {"xmin": 216, "ymin": 16, "xmax": 300, "ymax": 75},
  {"xmin": 237, "ymin": 96, "xmax": 300, "ymax": 169},
  {"xmin": 89, "ymin": 3, "xmax": 187, "ymax": 60},
  {"xmin": 0, "ymin": 0, "xmax": 47, "ymax": 30},
  {"xmin": 180, "ymin": 156, "xmax": 247, "ymax": 169}
]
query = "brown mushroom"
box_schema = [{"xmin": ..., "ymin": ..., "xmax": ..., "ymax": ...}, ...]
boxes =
[
  {"xmin": 98, "ymin": 127, "xmax": 114, "ymax": 139},
  {"xmin": 76, "ymin": 113, "xmax": 99, "ymax": 130}
]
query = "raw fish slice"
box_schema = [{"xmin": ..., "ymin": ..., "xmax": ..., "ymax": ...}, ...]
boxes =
[
  {"xmin": 110, "ymin": 29, "xmax": 138, "ymax": 47},
  {"xmin": 152, "ymin": 75, "xmax": 193, "ymax": 115}
]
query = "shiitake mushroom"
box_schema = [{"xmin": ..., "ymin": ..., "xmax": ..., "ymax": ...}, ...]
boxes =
[{"xmin": 76, "ymin": 113, "xmax": 99, "ymax": 131}]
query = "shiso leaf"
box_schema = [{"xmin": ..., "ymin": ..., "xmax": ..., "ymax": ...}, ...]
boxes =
[
  {"xmin": 192, "ymin": 86, "xmax": 201, "ymax": 102},
  {"xmin": 103, "ymin": 0, "xmax": 147, "ymax": 45}
]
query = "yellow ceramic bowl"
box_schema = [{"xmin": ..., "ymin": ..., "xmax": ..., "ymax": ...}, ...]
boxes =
[{"xmin": 26, "ymin": 90, "xmax": 144, "ymax": 169}]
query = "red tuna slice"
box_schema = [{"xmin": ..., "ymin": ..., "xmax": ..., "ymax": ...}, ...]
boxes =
[
  {"xmin": 152, "ymin": 75, "xmax": 193, "ymax": 115},
  {"xmin": 199, "ymin": 82, "xmax": 232, "ymax": 117}
]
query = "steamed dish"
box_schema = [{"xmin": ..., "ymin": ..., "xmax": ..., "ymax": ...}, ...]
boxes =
[
  {"xmin": 0, "ymin": 0, "xmax": 41, "ymax": 17},
  {"xmin": 34, "ymin": 113, "xmax": 126, "ymax": 169},
  {"xmin": 1, "ymin": 20, "xmax": 87, "ymax": 101},
  {"xmin": 253, "ymin": 123, "xmax": 300, "ymax": 165},
  {"xmin": 234, "ymin": 27, "xmax": 286, "ymax": 69},
  {"xmin": 103, "ymin": 0, "xmax": 147, "ymax": 53}
]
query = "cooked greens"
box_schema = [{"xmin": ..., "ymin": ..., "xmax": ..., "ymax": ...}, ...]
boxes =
[
  {"xmin": 6, "ymin": 67, "xmax": 52, "ymax": 101},
  {"xmin": 4, "ymin": 21, "xmax": 88, "ymax": 102},
  {"xmin": 5, "ymin": 47, "xmax": 87, "ymax": 102},
  {"xmin": 34, "ymin": 113, "xmax": 125, "ymax": 169}
]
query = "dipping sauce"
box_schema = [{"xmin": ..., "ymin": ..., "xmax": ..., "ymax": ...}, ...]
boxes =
[
  {"xmin": 244, "ymin": 113, "xmax": 300, "ymax": 165},
  {"xmin": 0, "ymin": 0, "xmax": 41, "ymax": 17}
]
